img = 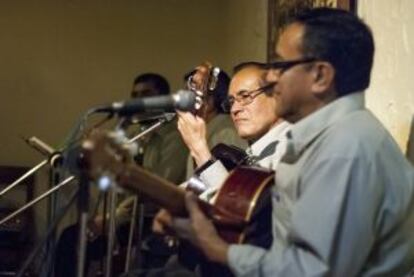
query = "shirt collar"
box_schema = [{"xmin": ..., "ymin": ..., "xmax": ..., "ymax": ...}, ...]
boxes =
[
  {"xmin": 283, "ymin": 92, "xmax": 365, "ymax": 162},
  {"xmin": 249, "ymin": 121, "xmax": 291, "ymax": 157}
]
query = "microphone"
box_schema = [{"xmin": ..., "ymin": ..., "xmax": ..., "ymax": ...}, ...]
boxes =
[{"xmin": 95, "ymin": 90, "xmax": 196, "ymax": 116}]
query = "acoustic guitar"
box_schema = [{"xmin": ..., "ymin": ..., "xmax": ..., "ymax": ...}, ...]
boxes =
[{"xmin": 79, "ymin": 130, "xmax": 274, "ymax": 245}]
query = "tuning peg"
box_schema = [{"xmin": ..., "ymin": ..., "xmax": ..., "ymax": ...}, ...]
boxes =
[{"xmin": 108, "ymin": 130, "xmax": 138, "ymax": 158}]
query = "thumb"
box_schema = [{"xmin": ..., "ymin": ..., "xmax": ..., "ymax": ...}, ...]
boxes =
[{"xmin": 185, "ymin": 191, "xmax": 206, "ymax": 221}]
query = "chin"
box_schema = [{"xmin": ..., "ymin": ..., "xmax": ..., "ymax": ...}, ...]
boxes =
[
  {"xmin": 238, "ymin": 130, "xmax": 255, "ymax": 141},
  {"xmin": 237, "ymin": 124, "xmax": 261, "ymax": 141},
  {"xmin": 236, "ymin": 130, "xmax": 247, "ymax": 139}
]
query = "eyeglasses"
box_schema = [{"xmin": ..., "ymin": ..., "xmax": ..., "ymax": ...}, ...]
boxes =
[
  {"xmin": 221, "ymin": 83, "xmax": 274, "ymax": 112},
  {"xmin": 265, "ymin": 57, "xmax": 318, "ymax": 73}
]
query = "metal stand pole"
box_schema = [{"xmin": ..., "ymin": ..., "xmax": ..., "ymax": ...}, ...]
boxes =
[
  {"xmin": 76, "ymin": 173, "xmax": 90, "ymax": 277},
  {"xmin": 0, "ymin": 136, "xmax": 58, "ymax": 198},
  {"xmin": 46, "ymin": 153, "xmax": 63, "ymax": 276},
  {"xmin": 104, "ymin": 188, "xmax": 118, "ymax": 277},
  {"xmin": 94, "ymin": 113, "xmax": 174, "ymax": 275},
  {"xmin": 16, "ymin": 187, "xmax": 79, "ymax": 277},
  {"xmin": 0, "ymin": 176, "xmax": 75, "ymax": 226},
  {"xmin": 127, "ymin": 113, "xmax": 175, "ymax": 144},
  {"xmin": 124, "ymin": 196, "xmax": 138, "ymax": 273},
  {"xmin": 0, "ymin": 160, "xmax": 48, "ymax": 197}
]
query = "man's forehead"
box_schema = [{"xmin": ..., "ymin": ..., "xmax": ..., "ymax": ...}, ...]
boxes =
[
  {"xmin": 275, "ymin": 23, "xmax": 305, "ymax": 59},
  {"xmin": 132, "ymin": 82, "xmax": 158, "ymax": 97},
  {"xmin": 134, "ymin": 81, "xmax": 152, "ymax": 88},
  {"xmin": 229, "ymin": 70, "xmax": 264, "ymax": 95},
  {"xmin": 134, "ymin": 82, "xmax": 156, "ymax": 91},
  {"xmin": 234, "ymin": 67, "xmax": 265, "ymax": 79}
]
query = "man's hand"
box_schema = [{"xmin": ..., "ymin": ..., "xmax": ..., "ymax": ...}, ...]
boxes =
[
  {"xmin": 115, "ymin": 196, "xmax": 136, "ymax": 222},
  {"xmin": 152, "ymin": 208, "xmax": 173, "ymax": 235},
  {"xmin": 152, "ymin": 193, "xmax": 229, "ymax": 264},
  {"xmin": 175, "ymin": 192, "xmax": 230, "ymax": 264},
  {"xmin": 177, "ymin": 111, "xmax": 212, "ymax": 167}
]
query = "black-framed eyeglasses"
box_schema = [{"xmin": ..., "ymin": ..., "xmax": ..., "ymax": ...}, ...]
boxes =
[
  {"xmin": 265, "ymin": 57, "xmax": 318, "ymax": 73},
  {"xmin": 221, "ymin": 83, "xmax": 274, "ymax": 112}
]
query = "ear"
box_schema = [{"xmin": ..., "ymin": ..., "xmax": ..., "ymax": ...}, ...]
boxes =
[{"xmin": 310, "ymin": 62, "xmax": 335, "ymax": 95}]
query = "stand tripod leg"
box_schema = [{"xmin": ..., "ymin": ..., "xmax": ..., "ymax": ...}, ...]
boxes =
[
  {"xmin": 124, "ymin": 196, "xmax": 138, "ymax": 273},
  {"xmin": 16, "ymin": 188, "xmax": 79, "ymax": 277},
  {"xmin": 104, "ymin": 188, "xmax": 118, "ymax": 277},
  {"xmin": 0, "ymin": 176, "xmax": 75, "ymax": 226},
  {"xmin": 77, "ymin": 175, "xmax": 90, "ymax": 277}
]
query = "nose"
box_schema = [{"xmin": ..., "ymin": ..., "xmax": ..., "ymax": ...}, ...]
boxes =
[{"xmin": 230, "ymin": 99, "xmax": 243, "ymax": 116}]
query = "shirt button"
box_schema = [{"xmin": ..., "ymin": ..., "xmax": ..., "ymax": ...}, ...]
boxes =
[{"xmin": 274, "ymin": 192, "xmax": 281, "ymax": 202}]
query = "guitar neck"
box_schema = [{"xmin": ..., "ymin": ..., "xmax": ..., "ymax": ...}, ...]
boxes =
[
  {"xmin": 118, "ymin": 164, "xmax": 187, "ymax": 216},
  {"xmin": 115, "ymin": 164, "xmax": 240, "ymax": 226},
  {"xmin": 114, "ymin": 163, "xmax": 247, "ymax": 229}
]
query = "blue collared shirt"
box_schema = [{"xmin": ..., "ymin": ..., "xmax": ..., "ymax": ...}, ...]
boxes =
[{"xmin": 228, "ymin": 92, "xmax": 414, "ymax": 276}]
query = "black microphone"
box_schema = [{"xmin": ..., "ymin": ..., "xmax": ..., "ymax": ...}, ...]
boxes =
[{"xmin": 95, "ymin": 89, "xmax": 196, "ymax": 116}]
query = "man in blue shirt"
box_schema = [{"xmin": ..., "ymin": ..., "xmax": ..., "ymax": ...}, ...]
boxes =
[{"xmin": 156, "ymin": 8, "xmax": 414, "ymax": 277}]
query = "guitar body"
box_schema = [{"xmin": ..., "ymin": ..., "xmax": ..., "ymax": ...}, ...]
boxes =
[{"xmin": 212, "ymin": 166, "xmax": 273, "ymax": 244}]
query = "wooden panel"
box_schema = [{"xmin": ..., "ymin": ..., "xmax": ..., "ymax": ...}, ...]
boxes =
[
  {"xmin": 0, "ymin": 166, "xmax": 34, "ymax": 208},
  {"xmin": 337, "ymin": 0, "xmax": 357, "ymax": 12},
  {"xmin": 267, "ymin": 0, "xmax": 357, "ymax": 61}
]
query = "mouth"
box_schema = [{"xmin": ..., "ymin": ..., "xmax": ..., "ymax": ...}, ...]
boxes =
[{"xmin": 233, "ymin": 118, "xmax": 247, "ymax": 124}]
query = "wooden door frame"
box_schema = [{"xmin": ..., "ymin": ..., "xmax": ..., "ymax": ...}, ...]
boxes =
[{"xmin": 267, "ymin": 0, "xmax": 358, "ymax": 61}]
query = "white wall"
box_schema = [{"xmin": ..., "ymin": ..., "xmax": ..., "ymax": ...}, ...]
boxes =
[
  {"xmin": 359, "ymin": 0, "xmax": 414, "ymax": 155},
  {"xmin": 0, "ymin": 0, "xmax": 227, "ymax": 166},
  {"xmin": 0, "ymin": 0, "xmax": 268, "ymax": 167},
  {"xmin": 223, "ymin": 0, "xmax": 268, "ymax": 66},
  {"xmin": 0, "ymin": 0, "xmax": 268, "ymax": 232}
]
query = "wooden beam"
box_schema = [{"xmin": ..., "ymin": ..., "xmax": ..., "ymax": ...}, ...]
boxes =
[{"xmin": 337, "ymin": 0, "xmax": 357, "ymax": 13}]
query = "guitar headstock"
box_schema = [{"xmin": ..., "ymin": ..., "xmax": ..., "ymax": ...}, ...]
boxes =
[
  {"xmin": 80, "ymin": 129, "xmax": 137, "ymax": 190},
  {"xmin": 186, "ymin": 61, "xmax": 221, "ymax": 114}
]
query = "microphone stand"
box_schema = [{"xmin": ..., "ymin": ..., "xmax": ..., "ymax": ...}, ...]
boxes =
[
  {"xmin": 0, "ymin": 175, "xmax": 76, "ymax": 226},
  {"xmin": 0, "ymin": 110, "xmax": 175, "ymax": 276},
  {"xmin": 0, "ymin": 137, "xmax": 66, "ymax": 222},
  {"xmin": 126, "ymin": 112, "xmax": 175, "ymax": 143},
  {"xmin": 124, "ymin": 195, "xmax": 138, "ymax": 272},
  {"xmin": 104, "ymin": 188, "xmax": 118, "ymax": 277},
  {"xmin": 76, "ymin": 170, "xmax": 90, "ymax": 277},
  {"xmin": 0, "ymin": 137, "xmax": 64, "ymax": 275},
  {"xmin": 16, "ymin": 186, "xmax": 79, "ymax": 277},
  {"xmin": 0, "ymin": 137, "xmax": 73, "ymax": 276},
  {"xmin": 47, "ymin": 144, "xmax": 63, "ymax": 276},
  {"xmin": 0, "ymin": 136, "xmax": 57, "ymax": 198},
  {"xmin": 0, "ymin": 111, "xmax": 113, "ymax": 276},
  {"xmin": 102, "ymin": 112, "xmax": 176, "ymax": 277},
  {"xmin": 0, "ymin": 136, "xmax": 70, "ymax": 229},
  {"xmin": 0, "ymin": 160, "xmax": 47, "ymax": 197}
]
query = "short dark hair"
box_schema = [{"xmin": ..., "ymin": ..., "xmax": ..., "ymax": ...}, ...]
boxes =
[
  {"xmin": 212, "ymin": 70, "xmax": 231, "ymax": 114},
  {"xmin": 290, "ymin": 8, "xmax": 375, "ymax": 96},
  {"xmin": 133, "ymin": 73, "xmax": 170, "ymax": 95},
  {"xmin": 233, "ymin": 61, "xmax": 267, "ymax": 74}
]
